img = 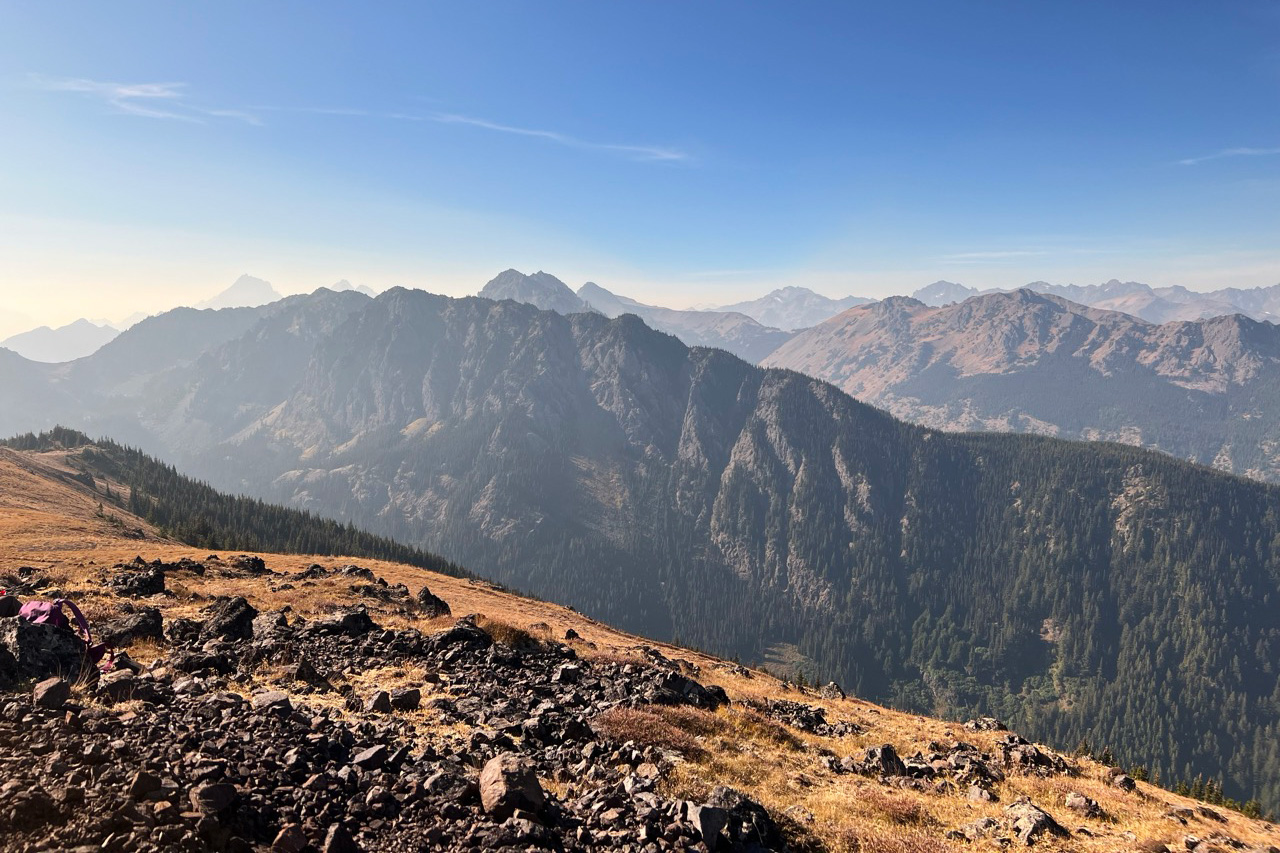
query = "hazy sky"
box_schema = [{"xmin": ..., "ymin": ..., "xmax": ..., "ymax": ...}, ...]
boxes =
[{"xmin": 2, "ymin": 1, "xmax": 1279, "ymax": 333}]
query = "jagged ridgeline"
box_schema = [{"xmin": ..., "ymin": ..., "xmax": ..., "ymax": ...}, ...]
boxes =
[{"xmin": 1, "ymin": 427, "xmax": 469, "ymax": 580}]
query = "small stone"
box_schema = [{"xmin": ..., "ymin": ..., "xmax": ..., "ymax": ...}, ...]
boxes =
[
  {"xmin": 1111, "ymin": 773, "xmax": 1137, "ymax": 792},
  {"xmin": 322, "ymin": 822, "xmax": 362, "ymax": 853},
  {"xmin": 97, "ymin": 670, "xmax": 136, "ymax": 702},
  {"xmin": 553, "ymin": 663, "xmax": 581, "ymax": 684},
  {"xmin": 252, "ymin": 690, "xmax": 293, "ymax": 713},
  {"xmin": 271, "ymin": 824, "xmax": 308, "ymax": 853},
  {"xmin": 1064, "ymin": 791, "xmax": 1102, "ymax": 818},
  {"xmin": 352, "ymin": 745, "xmax": 388, "ymax": 770},
  {"xmin": 33, "ymin": 677, "xmax": 71, "ymax": 710},
  {"xmin": 1005, "ymin": 797, "xmax": 1068, "ymax": 845},
  {"xmin": 688, "ymin": 803, "xmax": 728, "ymax": 846},
  {"xmin": 128, "ymin": 770, "xmax": 162, "ymax": 799},
  {"xmin": 199, "ymin": 596, "xmax": 258, "ymax": 641},
  {"xmin": 389, "ymin": 687, "xmax": 420, "ymax": 711},
  {"xmin": 364, "ymin": 690, "xmax": 392, "ymax": 713},
  {"xmin": 968, "ymin": 784, "xmax": 996, "ymax": 802},
  {"xmin": 189, "ymin": 782, "xmax": 238, "ymax": 814},
  {"xmin": 415, "ymin": 586, "xmax": 451, "ymax": 618}
]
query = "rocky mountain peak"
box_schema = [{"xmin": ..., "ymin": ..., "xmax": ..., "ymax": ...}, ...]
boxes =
[
  {"xmin": 479, "ymin": 269, "xmax": 587, "ymax": 315},
  {"xmin": 912, "ymin": 280, "xmax": 980, "ymax": 306},
  {"xmin": 197, "ymin": 275, "xmax": 283, "ymax": 310}
]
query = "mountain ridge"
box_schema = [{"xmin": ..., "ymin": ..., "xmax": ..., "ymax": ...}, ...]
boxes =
[
  {"xmin": 711, "ymin": 286, "xmax": 872, "ymax": 331},
  {"xmin": 0, "ymin": 318, "xmax": 119, "ymax": 363},
  {"xmin": 763, "ymin": 288, "xmax": 1280, "ymax": 480},
  {"xmin": 4, "ymin": 287, "xmax": 1280, "ymax": 808}
]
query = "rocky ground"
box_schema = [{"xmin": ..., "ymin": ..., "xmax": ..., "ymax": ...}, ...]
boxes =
[{"xmin": 2, "ymin": 553, "xmax": 1278, "ymax": 853}]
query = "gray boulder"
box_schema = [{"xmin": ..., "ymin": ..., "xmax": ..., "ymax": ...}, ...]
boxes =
[
  {"xmin": 1005, "ymin": 797, "xmax": 1069, "ymax": 845},
  {"xmin": 0, "ymin": 617, "xmax": 86, "ymax": 683},
  {"xmin": 416, "ymin": 586, "xmax": 451, "ymax": 618},
  {"xmin": 479, "ymin": 752, "xmax": 546, "ymax": 821}
]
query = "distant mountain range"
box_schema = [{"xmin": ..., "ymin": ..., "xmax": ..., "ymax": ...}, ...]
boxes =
[
  {"xmin": 0, "ymin": 275, "xmax": 376, "ymax": 365},
  {"xmin": 711, "ymin": 286, "xmax": 872, "ymax": 330},
  {"xmin": 329, "ymin": 279, "xmax": 379, "ymax": 297},
  {"xmin": 4, "ymin": 286, "xmax": 1280, "ymax": 808},
  {"xmin": 0, "ymin": 318, "xmax": 119, "ymax": 363},
  {"xmin": 911, "ymin": 278, "xmax": 1280, "ymax": 324},
  {"xmin": 480, "ymin": 268, "xmax": 795, "ymax": 362},
  {"xmin": 764, "ymin": 289, "xmax": 1280, "ymax": 481}
]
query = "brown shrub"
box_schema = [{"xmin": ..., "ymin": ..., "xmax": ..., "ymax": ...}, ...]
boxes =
[
  {"xmin": 651, "ymin": 705, "xmax": 723, "ymax": 738},
  {"xmin": 726, "ymin": 707, "xmax": 803, "ymax": 750},
  {"xmin": 859, "ymin": 788, "xmax": 938, "ymax": 827},
  {"xmin": 592, "ymin": 707, "xmax": 705, "ymax": 757},
  {"xmin": 477, "ymin": 616, "xmax": 540, "ymax": 650},
  {"xmin": 835, "ymin": 827, "xmax": 954, "ymax": 853}
]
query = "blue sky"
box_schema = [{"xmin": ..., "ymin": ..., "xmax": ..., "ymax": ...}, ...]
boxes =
[{"xmin": 1, "ymin": 1, "xmax": 1279, "ymax": 329}]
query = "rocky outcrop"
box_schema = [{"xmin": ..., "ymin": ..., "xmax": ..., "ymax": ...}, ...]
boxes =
[
  {"xmin": 1004, "ymin": 797, "xmax": 1069, "ymax": 845},
  {"xmin": 416, "ymin": 586, "xmax": 451, "ymax": 618},
  {"xmin": 0, "ymin": 616, "xmax": 88, "ymax": 686},
  {"xmin": 0, "ymin": 557, "xmax": 785, "ymax": 852}
]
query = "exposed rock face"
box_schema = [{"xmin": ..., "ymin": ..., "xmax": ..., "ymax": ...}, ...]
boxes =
[{"xmin": 763, "ymin": 289, "xmax": 1280, "ymax": 481}]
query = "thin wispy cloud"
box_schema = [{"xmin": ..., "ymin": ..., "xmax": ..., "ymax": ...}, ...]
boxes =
[
  {"xmin": 430, "ymin": 112, "xmax": 688, "ymax": 162},
  {"xmin": 27, "ymin": 75, "xmax": 261, "ymax": 124},
  {"xmin": 29, "ymin": 78, "xmax": 685, "ymax": 162},
  {"xmin": 1178, "ymin": 146, "xmax": 1280, "ymax": 166},
  {"xmin": 942, "ymin": 250, "xmax": 1047, "ymax": 263},
  {"xmin": 267, "ymin": 105, "xmax": 689, "ymax": 163},
  {"xmin": 686, "ymin": 268, "xmax": 773, "ymax": 278}
]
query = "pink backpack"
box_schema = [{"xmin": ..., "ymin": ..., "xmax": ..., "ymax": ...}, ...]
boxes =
[{"xmin": 18, "ymin": 598, "xmax": 113, "ymax": 667}]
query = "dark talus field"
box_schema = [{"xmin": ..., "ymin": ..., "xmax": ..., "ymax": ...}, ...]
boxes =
[{"xmin": 6, "ymin": 286, "xmax": 1280, "ymax": 810}]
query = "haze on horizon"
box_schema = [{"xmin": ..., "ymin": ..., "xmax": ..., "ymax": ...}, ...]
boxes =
[{"xmin": 1, "ymin": 2, "xmax": 1278, "ymax": 333}]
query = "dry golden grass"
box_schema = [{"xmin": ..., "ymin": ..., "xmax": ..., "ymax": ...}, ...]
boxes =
[{"xmin": 2, "ymin": 446, "xmax": 1279, "ymax": 853}]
